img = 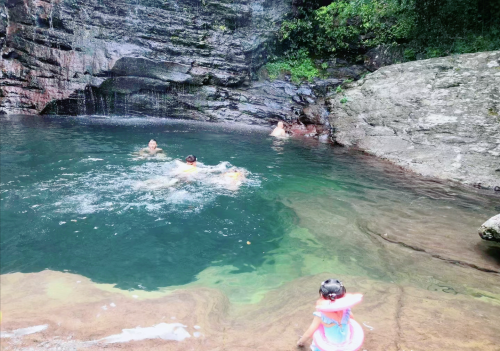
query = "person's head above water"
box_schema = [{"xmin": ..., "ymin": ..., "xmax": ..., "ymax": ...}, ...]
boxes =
[
  {"xmin": 319, "ymin": 279, "xmax": 346, "ymax": 301},
  {"xmin": 185, "ymin": 155, "xmax": 197, "ymax": 165},
  {"xmin": 224, "ymin": 167, "xmax": 242, "ymax": 179},
  {"xmin": 148, "ymin": 139, "xmax": 158, "ymax": 150},
  {"xmin": 277, "ymin": 121, "xmax": 284, "ymax": 129}
]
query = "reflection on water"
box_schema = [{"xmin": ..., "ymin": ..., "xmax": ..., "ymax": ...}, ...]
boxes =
[{"xmin": 1, "ymin": 115, "xmax": 500, "ymax": 350}]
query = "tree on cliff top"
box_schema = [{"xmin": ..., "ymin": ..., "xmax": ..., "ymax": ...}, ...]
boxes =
[{"xmin": 275, "ymin": 0, "xmax": 500, "ymax": 61}]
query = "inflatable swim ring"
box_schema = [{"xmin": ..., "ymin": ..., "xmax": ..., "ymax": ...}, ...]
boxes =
[
  {"xmin": 313, "ymin": 293, "xmax": 364, "ymax": 351},
  {"xmin": 316, "ymin": 294, "xmax": 363, "ymax": 312},
  {"xmin": 312, "ymin": 319, "xmax": 364, "ymax": 351}
]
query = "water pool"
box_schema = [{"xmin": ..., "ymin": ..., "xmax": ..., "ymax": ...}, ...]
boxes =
[{"xmin": 1, "ymin": 115, "xmax": 499, "ymax": 350}]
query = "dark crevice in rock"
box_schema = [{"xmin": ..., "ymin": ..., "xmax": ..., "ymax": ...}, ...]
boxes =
[
  {"xmin": 375, "ymin": 232, "xmax": 500, "ymax": 274},
  {"xmin": 2, "ymin": 51, "xmax": 19, "ymax": 60}
]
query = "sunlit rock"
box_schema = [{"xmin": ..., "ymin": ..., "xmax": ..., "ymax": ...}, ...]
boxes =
[{"xmin": 479, "ymin": 214, "xmax": 500, "ymax": 242}]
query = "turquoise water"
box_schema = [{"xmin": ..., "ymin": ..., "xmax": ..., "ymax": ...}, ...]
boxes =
[{"xmin": 1, "ymin": 115, "xmax": 499, "ymax": 298}]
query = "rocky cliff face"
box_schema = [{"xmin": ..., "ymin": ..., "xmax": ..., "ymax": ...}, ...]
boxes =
[
  {"xmin": 328, "ymin": 51, "xmax": 500, "ymax": 190},
  {"xmin": 1, "ymin": 0, "xmax": 302, "ymax": 121}
]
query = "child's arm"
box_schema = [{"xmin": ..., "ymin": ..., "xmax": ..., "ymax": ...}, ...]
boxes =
[{"xmin": 297, "ymin": 316, "xmax": 321, "ymax": 347}]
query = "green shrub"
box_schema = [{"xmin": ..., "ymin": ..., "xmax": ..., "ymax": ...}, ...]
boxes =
[
  {"xmin": 264, "ymin": 50, "xmax": 320, "ymax": 83},
  {"xmin": 280, "ymin": 0, "xmax": 415, "ymax": 58},
  {"xmin": 275, "ymin": 0, "xmax": 500, "ymax": 62}
]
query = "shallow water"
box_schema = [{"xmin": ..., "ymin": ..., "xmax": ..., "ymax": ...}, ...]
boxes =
[{"xmin": 1, "ymin": 115, "xmax": 500, "ymax": 350}]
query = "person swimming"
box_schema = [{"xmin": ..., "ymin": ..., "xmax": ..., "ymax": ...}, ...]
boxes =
[
  {"xmin": 221, "ymin": 167, "xmax": 246, "ymax": 190},
  {"xmin": 223, "ymin": 168, "xmax": 243, "ymax": 180},
  {"xmin": 270, "ymin": 121, "xmax": 288, "ymax": 138},
  {"xmin": 172, "ymin": 155, "xmax": 199, "ymax": 175},
  {"xmin": 139, "ymin": 139, "xmax": 165, "ymax": 156}
]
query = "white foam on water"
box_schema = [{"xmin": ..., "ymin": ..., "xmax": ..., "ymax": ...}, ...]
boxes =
[
  {"xmin": 99, "ymin": 323, "xmax": 191, "ymax": 343},
  {"xmin": 0, "ymin": 324, "xmax": 48, "ymax": 338},
  {"xmin": 6, "ymin": 157, "xmax": 260, "ymax": 223}
]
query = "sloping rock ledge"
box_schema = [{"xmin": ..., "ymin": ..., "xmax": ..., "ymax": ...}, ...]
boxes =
[{"xmin": 328, "ymin": 51, "xmax": 500, "ymax": 190}]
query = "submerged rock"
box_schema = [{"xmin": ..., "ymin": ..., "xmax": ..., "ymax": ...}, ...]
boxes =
[
  {"xmin": 479, "ymin": 214, "xmax": 500, "ymax": 242},
  {"xmin": 328, "ymin": 51, "xmax": 500, "ymax": 189}
]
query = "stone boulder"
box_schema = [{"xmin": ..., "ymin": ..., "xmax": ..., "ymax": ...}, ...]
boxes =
[
  {"xmin": 364, "ymin": 45, "xmax": 405, "ymax": 71},
  {"xmin": 328, "ymin": 51, "xmax": 500, "ymax": 189},
  {"xmin": 479, "ymin": 214, "xmax": 500, "ymax": 242}
]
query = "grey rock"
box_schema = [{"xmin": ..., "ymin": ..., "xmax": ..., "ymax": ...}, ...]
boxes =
[
  {"xmin": 479, "ymin": 214, "xmax": 500, "ymax": 242},
  {"xmin": 302, "ymin": 105, "xmax": 329, "ymax": 126},
  {"xmin": 364, "ymin": 45, "xmax": 405, "ymax": 71},
  {"xmin": 310, "ymin": 78, "xmax": 342, "ymax": 96},
  {"xmin": 296, "ymin": 87, "xmax": 313, "ymax": 97},
  {"xmin": 328, "ymin": 51, "xmax": 500, "ymax": 189},
  {"xmin": 111, "ymin": 58, "xmax": 193, "ymax": 84},
  {"xmin": 0, "ymin": 0, "xmax": 292, "ymax": 115}
]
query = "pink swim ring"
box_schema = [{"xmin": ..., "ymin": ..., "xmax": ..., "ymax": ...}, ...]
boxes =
[
  {"xmin": 313, "ymin": 293, "xmax": 364, "ymax": 351},
  {"xmin": 313, "ymin": 319, "xmax": 364, "ymax": 351},
  {"xmin": 315, "ymin": 293, "xmax": 363, "ymax": 312}
]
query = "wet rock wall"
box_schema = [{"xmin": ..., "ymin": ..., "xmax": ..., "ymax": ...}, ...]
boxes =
[{"xmin": 0, "ymin": 0, "xmax": 293, "ymax": 120}]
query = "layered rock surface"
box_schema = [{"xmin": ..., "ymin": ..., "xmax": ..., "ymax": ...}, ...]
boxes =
[
  {"xmin": 328, "ymin": 51, "xmax": 500, "ymax": 189},
  {"xmin": 0, "ymin": 0, "xmax": 289, "ymax": 119},
  {"xmin": 1, "ymin": 0, "xmax": 369, "ymax": 124}
]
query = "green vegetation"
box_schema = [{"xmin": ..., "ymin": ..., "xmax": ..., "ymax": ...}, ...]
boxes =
[
  {"xmin": 271, "ymin": 0, "xmax": 500, "ymax": 64},
  {"xmin": 264, "ymin": 49, "xmax": 320, "ymax": 83}
]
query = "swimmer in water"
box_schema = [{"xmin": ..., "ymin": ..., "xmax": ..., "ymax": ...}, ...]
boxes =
[
  {"xmin": 223, "ymin": 167, "xmax": 243, "ymax": 180},
  {"xmin": 173, "ymin": 155, "xmax": 199, "ymax": 175},
  {"xmin": 222, "ymin": 167, "xmax": 246, "ymax": 191},
  {"xmin": 270, "ymin": 121, "xmax": 288, "ymax": 138},
  {"xmin": 139, "ymin": 139, "xmax": 165, "ymax": 156}
]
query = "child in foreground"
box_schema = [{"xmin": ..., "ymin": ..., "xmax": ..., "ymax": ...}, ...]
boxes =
[{"xmin": 297, "ymin": 279, "xmax": 364, "ymax": 351}]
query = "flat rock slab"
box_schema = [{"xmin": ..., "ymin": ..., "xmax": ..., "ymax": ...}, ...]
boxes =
[{"xmin": 1, "ymin": 271, "xmax": 500, "ymax": 351}]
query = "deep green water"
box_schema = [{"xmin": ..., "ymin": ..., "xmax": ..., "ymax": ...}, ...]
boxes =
[{"xmin": 1, "ymin": 115, "xmax": 499, "ymax": 299}]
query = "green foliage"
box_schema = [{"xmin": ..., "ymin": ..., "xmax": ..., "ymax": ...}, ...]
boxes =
[
  {"xmin": 403, "ymin": 48, "xmax": 416, "ymax": 61},
  {"xmin": 264, "ymin": 50, "xmax": 320, "ymax": 83},
  {"xmin": 340, "ymin": 97, "xmax": 349, "ymax": 104},
  {"xmin": 335, "ymin": 86, "xmax": 343, "ymax": 94},
  {"xmin": 276, "ymin": 0, "xmax": 500, "ymax": 62},
  {"xmin": 280, "ymin": 0, "xmax": 415, "ymax": 58}
]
